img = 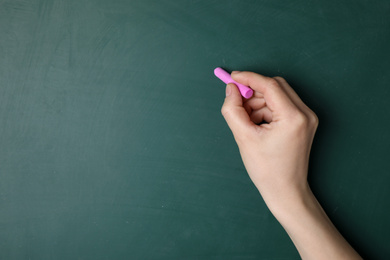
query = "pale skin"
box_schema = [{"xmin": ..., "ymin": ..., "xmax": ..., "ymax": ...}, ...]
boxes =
[{"xmin": 221, "ymin": 71, "xmax": 362, "ymax": 260}]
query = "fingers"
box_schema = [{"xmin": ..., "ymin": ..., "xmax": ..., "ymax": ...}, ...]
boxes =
[
  {"xmin": 231, "ymin": 71, "xmax": 296, "ymax": 116},
  {"xmin": 221, "ymin": 83, "xmax": 254, "ymax": 139},
  {"xmin": 243, "ymin": 96, "xmax": 272, "ymax": 124},
  {"xmin": 222, "ymin": 71, "xmax": 318, "ymax": 140},
  {"xmin": 244, "ymin": 96, "xmax": 266, "ymax": 111},
  {"xmin": 250, "ymin": 107, "xmax": 273, "ymax": 124}
]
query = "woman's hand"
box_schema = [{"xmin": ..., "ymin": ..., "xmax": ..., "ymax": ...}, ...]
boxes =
[
  {"xmin": 221, "ymin": 71, "xmax": 318, "ymax": 210},
  {"xmin": 221, "ymin": 71, "xmax": 361, "ymax": 260}
]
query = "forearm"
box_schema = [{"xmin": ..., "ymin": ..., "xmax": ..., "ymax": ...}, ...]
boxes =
[{"xmin": 265, "ymin": 183, "xmax": 362, "ymax": 260}]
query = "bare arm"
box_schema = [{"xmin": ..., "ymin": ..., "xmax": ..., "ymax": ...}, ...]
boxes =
[{"xmin": 221, "ymin": 71, "xmax": 361, "ymax": 260}]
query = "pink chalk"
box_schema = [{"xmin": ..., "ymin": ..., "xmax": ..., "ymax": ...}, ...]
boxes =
[{"xmin": 214, "ymin": 67, "xmax": 253, "ymax": 98}]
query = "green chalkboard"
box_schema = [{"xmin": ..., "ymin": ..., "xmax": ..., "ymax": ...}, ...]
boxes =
[{"xmin": 1, "ymin": 0, "xmax": 389, "ymax": 259}]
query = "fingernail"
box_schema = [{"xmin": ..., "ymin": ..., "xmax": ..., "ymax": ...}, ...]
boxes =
[
  {"xmin": 225, "ymin": 84, "xmax": 232, "ymax": 96},
  {"xmin": 231, "ymin": 71, "xmax": 240, "ymax": 75}
]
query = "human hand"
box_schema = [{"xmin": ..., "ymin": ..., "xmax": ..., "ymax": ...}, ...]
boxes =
[
  {"xmin": 221, "ymin": 72, "xmax": 362, "ymax": 259},
  {"xmin": 221, "ymin": 71, "xmax": 318, "ymax": 212}
]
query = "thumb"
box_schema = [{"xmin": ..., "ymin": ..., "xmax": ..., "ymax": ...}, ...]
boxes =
[{"xmin": 221, "ymin": 83, "xmax": 253, "ymax": 138}]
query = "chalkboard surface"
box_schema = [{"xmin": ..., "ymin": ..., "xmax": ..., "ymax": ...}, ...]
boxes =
[{"xmin": 1, "ymin": 0, "xmax": 389, "ymax": 259}]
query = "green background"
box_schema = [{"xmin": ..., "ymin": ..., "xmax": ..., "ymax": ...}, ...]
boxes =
[{"xmin": 1, "ymin": 0, "xmax": 389, "ymax": 259}]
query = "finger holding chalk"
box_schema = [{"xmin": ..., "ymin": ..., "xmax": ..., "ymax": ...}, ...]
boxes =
[{"xmin": 214, "ymin": 67, "xmax": 253, "ymax": 98}]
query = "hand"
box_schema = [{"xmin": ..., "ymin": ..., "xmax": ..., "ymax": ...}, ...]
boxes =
[
  {"xmin": 221, "ymin": 71, "xmax": 361, "ymax": 260},
  {"xmin": 221, "ymin": 71, "xmax": 318, "ymax": 211}
]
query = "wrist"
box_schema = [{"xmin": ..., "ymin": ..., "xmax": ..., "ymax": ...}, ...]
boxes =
[
  {"xmin": 264, "ymin": 183, "xmax": 362, "ymax": 260},
  {"xmin": 259, "ymin": 181, "xmax": 314, "ymax": 221}
]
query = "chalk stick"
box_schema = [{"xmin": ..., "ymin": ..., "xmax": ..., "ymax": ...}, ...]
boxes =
[{"xmin": 214, "ymin": 67, "xmax": 253, "ymax": 98}]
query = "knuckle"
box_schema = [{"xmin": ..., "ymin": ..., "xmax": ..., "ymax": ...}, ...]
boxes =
[
  {"xmin": 308, "ymin": 111, "xmax": 319, "ymax": 129},
  {"xmin": 264, "ymin": 78, "xmax": 282, "ymax": 94},
  {"xmin": 267, "ymin": 78, "xmax": 279, "ymax": 87},
  {"xmin": 289, "ymin": 110, "xmax": 319, "ymax": 132},
  {"xmin": 294, "ymin": 111, "xmax": 309, "ymax": 127},
  {"xmin": 286, "ymin": 109, "xmax": 308, "ymax": 130},
  {"xmin": 273, "ymin": 76, "xmax": 286, "ymax": 83},
  {"xmin": 221, "ymin": 104, "xmax": 231, "ymax": 118}
]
